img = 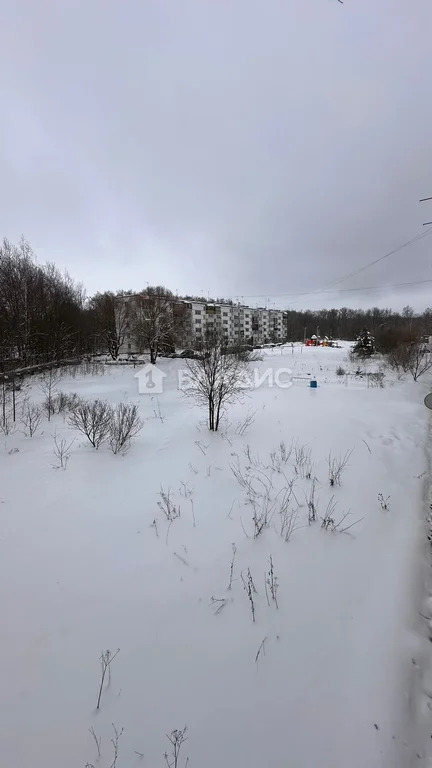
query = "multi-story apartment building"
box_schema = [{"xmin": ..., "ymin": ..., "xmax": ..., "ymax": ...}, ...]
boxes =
[{"xmin": 115, "ymin": 294, "xmax": 286, "ymax": 355}]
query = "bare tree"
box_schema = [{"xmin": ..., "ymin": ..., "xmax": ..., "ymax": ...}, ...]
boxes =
[
  {"xmin": 183, "ymin": 334, "xmax": 252, "ymax": 431},
  {"xmin": 90, "ymin": 291, "xmax": 129, "ymax": 360},
  {"xmin": 407, "ymin": 343, "xmax": 432, "ymax": 381},
  {"xmin": 68, "ymin": 398, "xmax": 112, "ymax": 448},
  {"xmin": 52, "ymin": 433, "xmax": 74, "ymax": 469},
  {"xmin": 20, "ymin": 400, "xmax": 43, "ymax": 437},
  {"xmin": 133, "ymin": 286, "xmax": 175, "ymax": 364},
  {"xmin": 108, "ymin": 402, "xmax": 142, "ymax": 454},
  {"xmin": 39, "ymin": 367, "xmax": 63, "ymax": 421}
]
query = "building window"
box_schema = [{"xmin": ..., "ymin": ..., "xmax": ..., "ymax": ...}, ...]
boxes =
[{"xmin": 195, "ymin": 309, "xmax": 202, "ymax": 315}]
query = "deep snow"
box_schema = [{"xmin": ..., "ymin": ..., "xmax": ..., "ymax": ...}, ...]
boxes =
[{"xmin": 1, "ymin": 343, "xmax": 431, "ymax": 768}]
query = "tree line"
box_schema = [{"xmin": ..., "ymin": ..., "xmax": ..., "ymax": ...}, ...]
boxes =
[{"xmin": 1, "ymin": 237, "xmax": 431, "ymax": 370}]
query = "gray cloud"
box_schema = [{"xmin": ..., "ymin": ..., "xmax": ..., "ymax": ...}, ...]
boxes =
[{"xmin": 1, "ymin": 0, "xmax": 432, "ymax": 310}]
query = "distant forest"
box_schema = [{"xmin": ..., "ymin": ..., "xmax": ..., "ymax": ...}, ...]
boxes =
[{"xmin": 1, "ymin": 237, "xmax": 431, "ymax": 369}]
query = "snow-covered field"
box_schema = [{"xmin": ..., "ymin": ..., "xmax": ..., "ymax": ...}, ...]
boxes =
[{"xmin": 1, "ymin": 343, "xmax": 432, "ymax": 768}]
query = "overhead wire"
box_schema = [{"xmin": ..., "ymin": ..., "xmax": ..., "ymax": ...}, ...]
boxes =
[{"xmin": 234, "ymin": 227, "xmax": 432, "ymax": 302}]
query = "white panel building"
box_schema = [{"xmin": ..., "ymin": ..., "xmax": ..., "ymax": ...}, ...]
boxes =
[{"xmin": 115, "ymin": 294, "xmax": 286, "ymax": 354}]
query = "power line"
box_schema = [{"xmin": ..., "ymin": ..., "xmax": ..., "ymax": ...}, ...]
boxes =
[
  {"xmin": 291, "ymin": 278, "xmax": 432, "ymax": 298},
  {"xmin": 306, "ymin": 227, "xmax": 432, "ymax": 294},
  {"xmin": 232, "ymin": 226, "xmax": 432, "ymax": 301}
]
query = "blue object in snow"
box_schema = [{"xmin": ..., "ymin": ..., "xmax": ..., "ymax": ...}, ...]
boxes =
[{"xmin": 310, "ymin": 380, "xmax": 317, "ymax": 388}]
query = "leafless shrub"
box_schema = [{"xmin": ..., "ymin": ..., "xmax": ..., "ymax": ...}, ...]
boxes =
[
  {"xmin": 109, "ymin": 724, "xmax": 124, "ymax": 768},
  {"xmin": 108, "ymin": 402, "xmax": 142, "ymax": 454},
  {"xmin": 173, "ymin": 551, "xmax": 190, "ymax": 567},
  {"xmin": 242, "ymin": 569, "xmax": 256, "ymax": 622},
  {"xmin": 209, "ymin": 596, "xmax": 228, "ymax": 615},
  {"xmin": 179, "ymin": 481, "xmax": 194, "ymax": 499},
  {"xmin": 20, "ymin": 401, "xmax": 43, "ymax": 437},
  {"xmin": 305, "ymin": 479, "xmax": 317, "ymax": 523},
  {"xmin": 407, "ymin": 344, "xmax": 432, "ymax": 381},
  {"xmin": 52, "ymin": 433, "xmax": 74, "ymax": 469},
  {"xmin": 55, "ymin": 391, "xmax": 70, "ymax": 413},
  {"xmin": 321, "ymin": 496, "xmax": 338, "ymax": 530},
  {"xmin": 235, "ymin": 407, "xmax": 256, "ymax": 437},
  {"xmin": 321, "ymin": 496, "xmax": 362, "ymax": 533},
  {"xmin": 336, "ymin": 366, "xmax": 346, "ymax": 376},
  {"xmin": 367, "ymin": 372, "xmax": 385, "ymax": 388},
  {"xmin": 42, "ymin": 395, "xmax": 56, "ymax": 418},
  {"xmin": 73, "ymin": 361, "xmax": 105, "ymax": 378},
  {"xmin": 266, "ymin": 555, "xmax": 279, "ymax": 608},
  {"xmin": 279, "ymin": 505, "xmax": 299, "ymax": 542},
  {"xmin": 243, "ymin": 443, "xmax": 261, "ymax": 468},
  {"xmin": 157, "ymin": 487, "xmax": 180, "ymax": 522},
  {"xmin": 378, "ymin": 492, "xmax": 390, "ymax": 511},
  {"xmin": 96, "ymin": 648, "xmax": 120, "ymax": 710},
  {"xmin": 164, "ymin": 726, "xmax": 188, "ymax": 768},
  {"xmin": 68, "ymin": 398, "xmax": 112, "ymax": 449},
  {"xmin": 255, "ymin": 636, "xmax": 267, "ymax": 665},
  {"xmin": 234, "ymin": 455, "xmax": 289, "ymax": 538},
  {"xmin": 387, "ymin": 341, "xmax": 432, "ymax": 380},
  {"xmin": 89, "ymin": 727, "xmax": 101, "ymax": 760},
  {"xmin": 51, "ymin": 391, "xmax": 80, "ymax": 414},
  {"xmin": 227, "ymin": 542, "xmax": 237, "ymax": 590},
  {"xmin": 153, "ymin": 398, "xmax": 165, "ymax": 423},
  {"xmin": 230, "ymin": 456, "xmax": 253, "ymax": 493},
  {"xmin": 195, "ymin": 439, "xmax": 208, "ymax": 455},
  {"xmin": 268, "ymin": 440, "xmax": 293, "ymax": 472},
  {"xmin": 279, "ymin": 440, "xmax": 293, "ymax": 465},
  {"xmin": 328, "ymin": 449, "xmax": 353, "ymax": 486},
  {"xmin": 293, "ymin": 442, "xmax": 312, "ymax": 478},
  {"xmin": 249, "ymin": 493, "xmax": 276, "ymax": 538}
]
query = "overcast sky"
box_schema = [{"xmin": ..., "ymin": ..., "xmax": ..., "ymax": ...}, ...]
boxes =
[{"xmin": 1, "ymin": 0, "xmax": 432, "ymax": 311}]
